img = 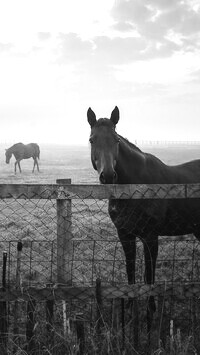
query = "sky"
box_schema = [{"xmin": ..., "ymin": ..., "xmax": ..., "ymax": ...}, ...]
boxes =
[{"xmin": 0, "ymin": 0, "xmax": 200, "ymax": 145}]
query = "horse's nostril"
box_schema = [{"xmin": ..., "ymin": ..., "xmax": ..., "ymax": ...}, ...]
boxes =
[
  {"xmin": 100, "ymin": 171, "xmax": 117, "ymax": 184},
  {"xmin": 100, "ymin": 172, "xmax": 105, "ymax": 183}
]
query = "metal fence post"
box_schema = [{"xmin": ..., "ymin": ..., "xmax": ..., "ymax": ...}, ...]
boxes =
[
  {"xmin": 75, "ymin": 313, "xmax": 85, "ymax": 355},
  {"xmin": 14, "ymin": 241, "xmax": 23, "ymax": 352},
  {"xmin": 96, "ymin": 278, "xmax": 104, "ymax": 333},
  {"xmin": 0, "ymin": 251, "xmax": 8, "ymax": 354},
  {"xmin": 26, "ymin": 299, "xmax": 36, "ymax": 353},
  {"xmin": 56, "ymin": 178, "xmax": 72, "ymax": 285},
  {"xmin": 46, "ymin": 299, "xmax": 54, "ymax": 353}
]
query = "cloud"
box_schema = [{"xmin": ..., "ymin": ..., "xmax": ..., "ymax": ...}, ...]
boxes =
[
  {"xmin": 94, "ymin": 35, "xmax": 147, "ymax": 63},
  {"xmin": 187, "ymin": 68, "xmax": 200, "ymax": 83},
  {"xmin": 112, "ymin": 21, "xmax": 135, "ymax": 32},
  {"xmin": 57, "ymin": 32, "xmax": 180, "ymax": 68},
  {"xmin": 53, "ymin": 2, "xmax": 200, "ymax": 74},
  {"xmin": 38, "ymin": 32, "xmax": 51, "ymax": 41},
  {"xmin": 57, "ymin": 33, "xmax": 93, "ymax": 63},
  {"xmin": 0, "ymin": 42, "xmax": 13, "ymax": 52},
  {"xmin": 111, "ymin": 0, "xmax": 200, "ymax": 58}
]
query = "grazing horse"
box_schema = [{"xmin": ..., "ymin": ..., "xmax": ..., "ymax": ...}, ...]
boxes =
[
  {"xmin": 87, "ymin": 106, "xmax": 200, "ymax": 333},
  {"xmin": 5, "ymin": 143, "xmax": 40, "ymax": 173}
]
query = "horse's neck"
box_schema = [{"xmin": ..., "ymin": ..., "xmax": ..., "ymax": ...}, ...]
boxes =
[
  {"xmin": 10, "ymin": 144, "xmax": 18, "ymax": 152},
  {"xmin": 116, "ymin": 139, "xmax": 170, "ymax": 184},
  {"xmin": 116, "ymin": 139, "xmax": 146, "ymax": 183},
  {"xmin": 8, "ymin": 147, "xmax": 14, "ymax": 154}
]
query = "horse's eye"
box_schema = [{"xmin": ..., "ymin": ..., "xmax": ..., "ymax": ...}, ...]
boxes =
[{"xmin": 89, "ymin": 138, "xmax": 93, "ymax": 144}]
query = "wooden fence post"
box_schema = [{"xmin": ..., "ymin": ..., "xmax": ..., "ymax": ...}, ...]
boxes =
[
  {"xmin": 56, "ymin": 179, "xmax": 73, "ymax": 285},
  {"xmin": 56, "ymin": 179, "xmax": 73, "ymax": 345}
]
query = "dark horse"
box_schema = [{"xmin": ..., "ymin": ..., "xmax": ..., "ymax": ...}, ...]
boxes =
[
  {"xmin": 87, "ymin": 106, "xmax": 200, "ymax": 333},
  {"xmin": 5, "ymin": 143, "xmax": 40, "ymax": 173}
]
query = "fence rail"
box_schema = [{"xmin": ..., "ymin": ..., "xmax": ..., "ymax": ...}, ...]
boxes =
[
  {"xmin": 1, "ymin": 182, "xmax": 200, "ymax": 199},
  {"xmin": 1, "ymin": 282, "xmax": 200, "ymax": 301}
]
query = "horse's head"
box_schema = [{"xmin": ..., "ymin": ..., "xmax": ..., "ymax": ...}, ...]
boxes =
[
  {"xmin": 87, "ymin": 106, "xmax": 120, "ymax": 184},
  {"xmin": 5, "ymin": 149, "xmax": 12, "ymax": 164}
]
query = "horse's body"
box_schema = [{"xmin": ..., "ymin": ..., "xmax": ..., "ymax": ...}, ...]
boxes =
[
  {"xmin": 87, "ymin": 107, "xmax": 200, "ymax": 330},
  {"xmin": 5, "ymin": 143, "xmax": 40, "ymax": 173}
]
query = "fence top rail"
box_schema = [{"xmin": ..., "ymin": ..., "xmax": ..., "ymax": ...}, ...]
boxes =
[{"xmin": 0, "ymin": 183, "xmax": 200, "ymax": 200}]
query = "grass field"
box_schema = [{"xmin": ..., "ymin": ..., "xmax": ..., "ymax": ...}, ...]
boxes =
[{"xmin": 0, "ymin": 143, "xmax": 96, "ymax": 184}]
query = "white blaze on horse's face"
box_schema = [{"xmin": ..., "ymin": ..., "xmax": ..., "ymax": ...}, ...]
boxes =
[{"xmin": 87, "ymin": 107, "xmax": 120, "ymax": 184}]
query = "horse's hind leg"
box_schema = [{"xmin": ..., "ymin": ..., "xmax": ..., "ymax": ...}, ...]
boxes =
[
  {"xmin": 32, "ymin": 158, "xmax": 39, "ymax": 173},
  {"xmin": 32, "ymin": 159, "xmax": 35, "ymax": 173},
  {"xmin": 143, "ymin": 236, "xmax": 158, "ymax": 287},
  {"xmin": 36, "ymin": 158, "xmax": 39, "ymax": 172},
  {"xmin": 18, "ymin": 162, "xmax": 22, "ymax": 173}
]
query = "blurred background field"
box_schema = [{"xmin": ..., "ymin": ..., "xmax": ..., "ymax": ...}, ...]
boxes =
[{"xmin": 0, "ymin": 142, "xmax": 200, "ymax": 184}]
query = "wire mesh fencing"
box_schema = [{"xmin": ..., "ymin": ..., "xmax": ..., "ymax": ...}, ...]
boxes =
[{"xmin": 0, "ymin": 182, "xmax": 200, "ymax": 354}]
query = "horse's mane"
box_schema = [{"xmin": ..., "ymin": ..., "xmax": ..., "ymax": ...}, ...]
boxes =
[
  {"xmin": 118, "ymin": 134, "xmax": 142, "ymax": 153},
  {"xmin": 9, "ymin": 142, "xmax": 23, "ymax": 150}
]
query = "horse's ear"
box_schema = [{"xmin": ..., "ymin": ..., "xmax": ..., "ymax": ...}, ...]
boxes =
[
  {"xmin": 87, "ymin": 108, "xmax": 97, "ymax": 128},
  {"xmin": 110, "ymin": 106, "xmax": 119, "ymax": 125}
]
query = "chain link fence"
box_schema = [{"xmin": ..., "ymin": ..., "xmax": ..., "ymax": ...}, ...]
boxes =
[{"xmin": 0, "ymin": 182, "xmax": 200, "ymax": 354}]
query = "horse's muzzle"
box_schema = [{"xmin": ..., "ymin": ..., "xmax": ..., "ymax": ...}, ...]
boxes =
[{"xmin": 99, "ymin": 171, "xmax": 117, "ymax": 184}]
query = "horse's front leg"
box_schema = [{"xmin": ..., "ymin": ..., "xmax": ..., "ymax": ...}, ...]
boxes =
[
  {"xmin": 118, "ymin": 230, "xmax": 139, "ymax": 348},
  {"xmin": 118, "ymin": 229, "xmax": 136, "ymax": 284},
  {"xmin": 15, "ymin": 161, "xmax": 21, "ymax": 174},
  {"xmin": 143, "ymin": 236, "xmax": 158, "ymax": 334}
]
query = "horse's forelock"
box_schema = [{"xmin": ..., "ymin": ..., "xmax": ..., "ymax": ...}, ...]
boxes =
[{"xmin": 95, "ymin": 118, "xmax": 115, "ymax": 128}]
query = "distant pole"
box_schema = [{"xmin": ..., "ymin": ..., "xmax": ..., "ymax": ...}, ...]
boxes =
[{"xmin": 56, "ymin": 179, "xmax": 72, "ymax": 285}]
